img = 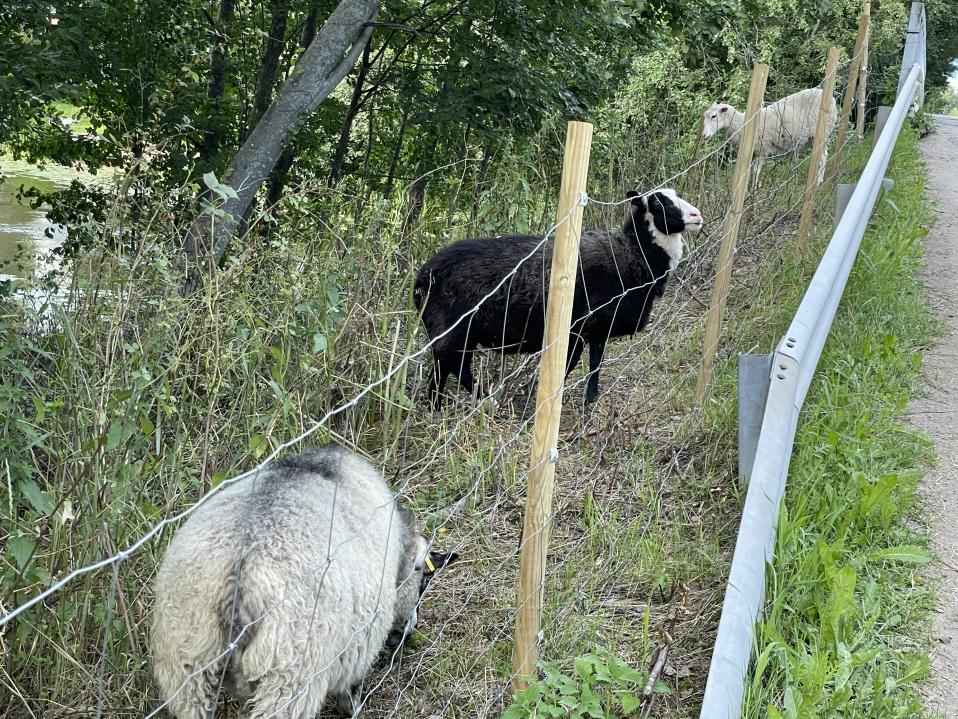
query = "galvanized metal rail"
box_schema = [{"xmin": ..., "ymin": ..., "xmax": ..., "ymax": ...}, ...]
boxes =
[{"xmin": 698, "ymin": 5, "xmax": 926, "ymax": 718}]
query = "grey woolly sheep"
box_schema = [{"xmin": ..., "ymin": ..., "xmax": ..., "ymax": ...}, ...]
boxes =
[
  {"xmin": 413, "ymin": 188, "xmax": 704, "ymax": 410},
  {"xmin": 150, "ymin": 445, "xmax": 456, "ymax": 719},
  {"xmin": 702, "ymin": 87, "xmax": 837, "ymax": 185}
]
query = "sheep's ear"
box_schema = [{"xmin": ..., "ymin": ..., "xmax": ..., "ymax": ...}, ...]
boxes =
[
  {"xmin": 424, "ymin": 551, "xmax": 459, "ymax": 576},
  {"xmin": 719, "ymin": 106, "xmax": 729, "ymax": 113},
  {"xmin": 626, "ymin": 190, "xmax": 643, "ymax": 207}
]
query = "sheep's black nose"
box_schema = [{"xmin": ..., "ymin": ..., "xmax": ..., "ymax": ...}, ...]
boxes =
[{"xmin": 385, "ymin": 629, "xmax": 406, "ymax": 648}]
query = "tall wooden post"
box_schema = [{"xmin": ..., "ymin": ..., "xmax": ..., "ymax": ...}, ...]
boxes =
[
  {"xmin": 795, "ymin": 47, "xmax": 841, "ymax": 258},
  {"xmin": 694, "ymin": 63, "xmax": 768, "ymax": 401},
  {"xmin": 512, "ymin": 121, "xmax": 593, "ymax": 691},
  {"xmin": 829, "ymin": 2, "xmax": 870, "ymax": 181},
  {"xmin": 855, "ymin": 32, "xmax": 869, "ymax": 138}
]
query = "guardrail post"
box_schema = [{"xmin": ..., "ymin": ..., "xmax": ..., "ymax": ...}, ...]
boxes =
[
  {"xmin": 695, "ymin": 63, "xmax": 768, "ymax": 401},
  {"xmin": 795, "ymin": 47, "xmax": 840, "ymax": 259},
  {"xmin": 873, "ymin": 105, "xmax": 893, "ymax": 146},
  {"xmin": 899, "ymin": 3, "xmax": 926, "ymax": 106},
  {"xmin": 835, "ymin": 183, "xmax": 856, "ymax": 228},
  {"xmin": 738, "ymin": 354, "xmax": 772, "ymax": 486},
  {"xmin": 512, "ymin": 120, "xmax": 592, "ymax": 693}
]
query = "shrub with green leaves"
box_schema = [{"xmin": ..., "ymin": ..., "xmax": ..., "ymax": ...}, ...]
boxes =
[{"xmin": 504, "ymin": 645, "xmax": 668, "ymax": 718}]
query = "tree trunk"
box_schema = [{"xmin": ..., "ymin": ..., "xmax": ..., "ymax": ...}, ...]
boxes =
[
  {"xmin": 250, "ymin": 0, "xmax": 292, "ymax": 128},
  {"xmin": 261, "ymin": 5, "xmax": 323, "ymax": 226},
  {"xmin": 196, "ymin": 0, "xmax": 236, "ymax": 164},
  {"xmin": 469, "ymin": 147, "xmax": 493, "ymax": 232},
  {"xmin": 263, "ymin": 149, "xmax": 296, "ymax": 220},
  {"xmin": 383, "ymin": 103, "xmax": 411, "ymax": 201},
  {"xmin": 328, "ymin": 40, "xmax": 372, "ymax": 185},
  {"xmin": 400, "ymin": 124, "xmax": 438, "ymax": 235},
  {"xmin": 301, "ymin": 3, "xmax": 321, "ymax": 49},
  {"xmin": 183, "ymin": 0, "xmax": 379, "ymax": 275},
  {"xmin": 401, "ymin": 166, "xmax": 428, "ymax": 235}
]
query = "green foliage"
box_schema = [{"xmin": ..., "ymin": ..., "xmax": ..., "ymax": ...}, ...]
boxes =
[
  {"xmin": 925, "ymin": 0, "xmax": 958, "ymax": 89},
  {"xmin": 909, "ymin": 108, "xmax": 937, "ymax": 137},
  {"xmin": 742, "ymin": 126, "xmax": 940, "ymax": 719},
  {"xmin": 4, "ymin": 0, "xmax": 938, "ymax": 260},
  {"xmin": 0, "ymin": 2, "xmax": 77, "ymax": 157},
  {"xmin": 926, "ymin": 84, "xmax": 958, "ymax": 115},
  {"xmin": 0, "ymin": 0, "xmax": 951, "ymax": 715},
  {"xmin": 505, "ymin": 646, "xmax": 664, "ymax": 719}
]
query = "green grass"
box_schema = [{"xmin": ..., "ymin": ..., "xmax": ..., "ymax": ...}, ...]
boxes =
[
  {"xmin": 740, "ymin": 126, "xmax": 942, "ymax": 718},
  {"xmin": 0, "ymin": 112, "xmax": 943, "ymax": 718}
]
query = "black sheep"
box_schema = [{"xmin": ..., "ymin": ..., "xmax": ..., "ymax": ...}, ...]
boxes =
[{"xmin": 413, "ymin": 188, "xmax": 704, "ymax": 410}]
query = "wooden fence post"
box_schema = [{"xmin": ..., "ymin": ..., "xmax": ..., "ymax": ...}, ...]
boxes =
[
  {"xmin": 795, "ymin": 47, "xmax": 841, "ymax": 258},
  {"xmin": 512, "ymin": 120, "xmax": 593, "ymax": 692},
  {"xmin": 855, "ymin": 32, "xmax": 869, "ymax": 138},
  {"xmin": 694, "ymin": 63, "xmax": 768, "ymax": 401},
  {"xmin": 829, "ymin": 2, "xmax": 870, "ymax": 181}
]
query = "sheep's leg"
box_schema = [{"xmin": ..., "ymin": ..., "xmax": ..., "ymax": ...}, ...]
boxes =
[
  {"xmin": 453, "ymin": 350, "xmax": 477, "ymax": 395},
  {"xmin": 153, "ymin": 663, "xmax": 222, "ymax": 719},
  {"xmin": 428, "ymin": 354, "xmax": 452, "ymax": 411},
  {"xmin": 565, "ymin": 333, "xmax": 585, "ymax": 379},
  {"xmin": 151, "ymin": 598, "xmax": 228, "ymax": 719},
  {"xmin": 817, "ymin": 145, "xmax": 828, "ymax": 186},
  {"xmin": 243, "ymin": 674, "xmax": 327, "ymax": 719},
  {"xmin": 584, "ymin": 336, "xmax": 606, "ymax": 405},
  {"xmin": 750, "ymin": 157, "xmax": 764, "ymax": 190}
]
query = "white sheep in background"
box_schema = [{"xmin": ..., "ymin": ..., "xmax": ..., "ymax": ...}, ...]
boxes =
[
  {"xmin": 701, "ymin": 87, "xmax": 837, "ymax": 186},
  {"xmin": 150, "ymin": 445, "xmax": 456, "ymax": 719}
]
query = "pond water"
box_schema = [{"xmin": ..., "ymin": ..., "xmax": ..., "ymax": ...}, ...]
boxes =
[{"xmin": 0, "ymin": 156, "xmax": 105, "ymax": 278}]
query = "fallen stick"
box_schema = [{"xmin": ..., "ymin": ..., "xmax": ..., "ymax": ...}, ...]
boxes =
[
  {"xmin": 641, "ymin": 587, "xmax": 688, "ymax": 717},
  {"xmin": 643, "ymin": 643, "xmax": 671, "ymax": 699}
]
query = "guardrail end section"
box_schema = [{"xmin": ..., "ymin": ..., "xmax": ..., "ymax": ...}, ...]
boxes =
[{"xmin": 738, "ymin": 353, "xmax": 773, "ymax": 487}]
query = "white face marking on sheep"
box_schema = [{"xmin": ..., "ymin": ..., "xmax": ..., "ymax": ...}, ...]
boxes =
[
  {"xmin": 642, "ymin": 189, "xmax": 704, "ymax": 271},
  {"xmin": 701, "ymin": 103, "xmax": 734, "ymax": 139}
]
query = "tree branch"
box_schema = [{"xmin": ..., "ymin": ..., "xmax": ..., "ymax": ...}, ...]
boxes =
[{"xmin": 182, "ymin": 0, "xmax": 380, "ymax": 283}]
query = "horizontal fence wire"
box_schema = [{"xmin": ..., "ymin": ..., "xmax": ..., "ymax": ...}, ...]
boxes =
[{"xmin": 0, "ymin": 59, "xmax": 867, "ymax": 719}]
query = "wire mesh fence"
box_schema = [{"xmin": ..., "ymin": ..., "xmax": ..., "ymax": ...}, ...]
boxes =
[{"xmin": 0, "ymin": 45, "xmax": 868, "ymax": 719}]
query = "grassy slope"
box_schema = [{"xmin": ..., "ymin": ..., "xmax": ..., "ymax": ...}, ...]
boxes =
[
  {"xmin": 741, "ymin": 125, "xmax": 941, "ymax": 717},
  {"xmin": 0, "ymin": 120, "xmax": 941, "ymax": 717},
  {"xmin": 498, "ymin": 125, "xmax": 941, "ymax": 719}
]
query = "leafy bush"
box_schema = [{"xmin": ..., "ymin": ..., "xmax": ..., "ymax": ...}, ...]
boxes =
[
  {"xmin": 908, "ymin": 108, "xmax": 936, "ymax": 137},
  {"xmin": 505, "ymin": 646, "xmax": 667, "ymax": 719}
]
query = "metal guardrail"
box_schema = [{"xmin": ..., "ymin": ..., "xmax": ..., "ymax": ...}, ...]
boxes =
[
  {"xmin": 698, "ymin": 5, "xmax": 926, "ymax": 718},
  {"xmin": 899, "ymin": 2, "xmax": 927, "ymax": 107}
]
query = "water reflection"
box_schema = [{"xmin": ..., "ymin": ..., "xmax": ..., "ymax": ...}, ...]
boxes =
[{"xmin": 0, "ymin": 156, "xmax": 105, "ymax": 278}]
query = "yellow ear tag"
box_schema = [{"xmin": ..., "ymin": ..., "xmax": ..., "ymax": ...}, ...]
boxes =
[{"xmin": 424, "ymin": 556, "xmax": 436, "ymax": 573}]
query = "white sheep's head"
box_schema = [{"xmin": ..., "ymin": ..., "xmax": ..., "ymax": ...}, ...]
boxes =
[{"xmin": 701, "ymin": 103, "xmax": 735, "ymax": 138}]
